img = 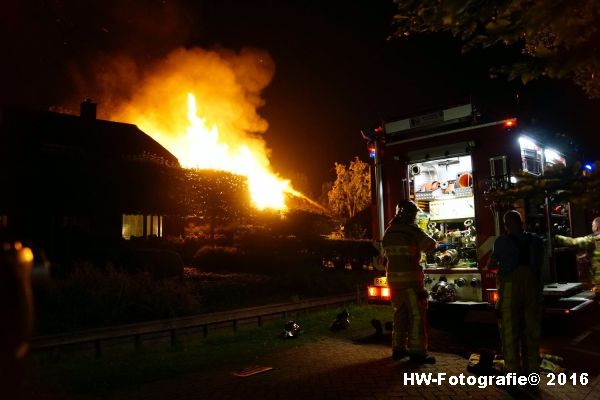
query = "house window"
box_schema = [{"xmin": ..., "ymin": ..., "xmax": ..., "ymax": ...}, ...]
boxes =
[
  {"xmin": 146, "ymin": 215, "xmax": 163, "ymax": 237},
  {"xmin": 122, "ymin": 214, "xmax": 163, "ymax": 239},
  {"xmin": 122, "ymin": 215, "xmax": 144, "ymax": 239}
]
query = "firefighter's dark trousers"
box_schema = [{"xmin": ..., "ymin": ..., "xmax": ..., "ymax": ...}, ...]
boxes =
[
  {"xmin": 497, "ymin": 265, "xmax": 542, "ymax": 374},
  {"xmin": 389, "ymin": 283, "xmax": 428, "ymax": 355}
]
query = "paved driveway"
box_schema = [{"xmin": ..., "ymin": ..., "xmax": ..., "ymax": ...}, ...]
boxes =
[{"xmin": 111, "ymin": 334, "xmax": 599, "ymax": 400}]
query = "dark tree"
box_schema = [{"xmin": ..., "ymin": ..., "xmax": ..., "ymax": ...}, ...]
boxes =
[
  {"xmin": 392, "ymin": 0, "xmax": 600, "ymax": 98},
  {"xmin": 487, "ymin": 161, "xmax": 600, "ymax": 213}
]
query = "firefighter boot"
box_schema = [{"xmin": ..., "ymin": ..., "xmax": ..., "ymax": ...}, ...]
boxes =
[{"xmin": 392, "ymin": 348, "xmax": 409, "ymax": 361}]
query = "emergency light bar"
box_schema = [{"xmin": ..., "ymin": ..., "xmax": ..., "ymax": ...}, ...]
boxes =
[{"xmin": 385, "ymin": 104, "xmax": 474, "ymax": 134}]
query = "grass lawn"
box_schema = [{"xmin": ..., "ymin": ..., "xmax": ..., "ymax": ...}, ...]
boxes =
[{"xmin": 27, "ymin": 304, "xmax": 393, "ymax": 398}]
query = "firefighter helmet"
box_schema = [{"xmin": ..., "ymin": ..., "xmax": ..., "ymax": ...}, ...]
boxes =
[
  {"xmin": 282, "ymin": 320, "xmax": 301, "ymax": 338},
  {"xmin": 395, "ymin": 200, "xmax": 420, "ymax": 223}
]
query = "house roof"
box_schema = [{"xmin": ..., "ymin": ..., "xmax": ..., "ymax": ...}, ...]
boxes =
[
  {"xmin": 0, "ymin": 107, "xmax": 179, "ymax": 166},
  {"xmin": 0, "ymin": 106, "xmax": 182, "ymax": 215}
]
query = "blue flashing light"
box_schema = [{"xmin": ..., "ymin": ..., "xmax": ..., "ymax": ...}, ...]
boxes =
[
  {"xmin": 584, "ymin": 164, "xmax": 593, "ymax": 171},
  {"xmin": 369, "ymin": 151, "xmax": 376, "ymax": 159}
]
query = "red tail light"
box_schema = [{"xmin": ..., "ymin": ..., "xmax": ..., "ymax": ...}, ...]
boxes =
[
  {"xmin": 381, "ymin": 287, "xmax": 391, "ymax": 299},
  {"xmin": 368, "ymin": 286, "xmax": 380, "ymax": 298}
]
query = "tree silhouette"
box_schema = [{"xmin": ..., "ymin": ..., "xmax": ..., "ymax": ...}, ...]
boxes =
[
  {"xmin": 392, "ymin": 0, "xmax": 600, "ymax": 98},
  {"xmin": 486, "ymin": 161, "xmax": 600, "ymax": 214},
  {"xmin": 328, "ymin": 157, "xmax": 371, "ymax": 219}
]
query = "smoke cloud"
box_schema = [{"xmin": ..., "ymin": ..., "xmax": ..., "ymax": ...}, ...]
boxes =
[{"xmin": 104, "ymin": 47, "xmax": 276, "ymax": 162}]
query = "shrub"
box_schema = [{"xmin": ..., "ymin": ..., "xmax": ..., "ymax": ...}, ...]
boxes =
[
  {"xmin": 128, "ymin": 248, "xmax": 184, "ymax": 278},
  {"xmin": 192, "ymin": 246, "xmax": 243, "ymax": 271},
  {"xmin": 34, "ymin": 263, "xmax": 199, "ymax": 335}
]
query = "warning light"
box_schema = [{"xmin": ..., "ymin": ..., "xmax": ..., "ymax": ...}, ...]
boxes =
[
  {"xmin": 368, "ymin": 143, "xmax": 376, "ymax": 159},
  {"xmin": 584, "ymin": 164, "xmax": 593, "ymax": 171},
  {"xmin": 503, "ymin": 118, "xmax": 517, "ymax": 128},
  {"xmin": 486, "ymin": 288, "xmax": 499, "ymax": 304},
  {"xmin": 381, "ymin": 287, "xmax": 391, "ymax": 299}
]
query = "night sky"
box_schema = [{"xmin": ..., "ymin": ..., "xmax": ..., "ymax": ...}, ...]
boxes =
[{"xmin": 2, "ymin": 0, "xmax": 599, "ymax": 196}]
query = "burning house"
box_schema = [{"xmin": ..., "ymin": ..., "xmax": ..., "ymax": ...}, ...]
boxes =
[{"xmin": 0, "ymin": 100, "xmax": 181, "ymax": 256}]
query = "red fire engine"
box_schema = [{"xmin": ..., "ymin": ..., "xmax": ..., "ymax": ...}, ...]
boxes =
[{"xmin": 365, "ymin": 103, "xmax": 595, "ymax": 315}]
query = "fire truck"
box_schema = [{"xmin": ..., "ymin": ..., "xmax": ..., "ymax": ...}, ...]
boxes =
[{"xmin": 364, "ymin": 103, "xmax": 596, "ymax": 315}]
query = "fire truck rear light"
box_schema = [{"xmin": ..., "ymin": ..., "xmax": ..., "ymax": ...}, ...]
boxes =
[
  {"xmin": 368, "ymin": 286, "xmax": 379, "ymax": 297},
  {"xmin": 486, "ymin": 288, "xmax": 499, "ymax": 304},
  {"xmin": 503, "ymin": 118, "xmax": 517, "ymax": 128},
  {"xmin": 381, "ymin": 287, "xmax": 390, "ymax": 298}
]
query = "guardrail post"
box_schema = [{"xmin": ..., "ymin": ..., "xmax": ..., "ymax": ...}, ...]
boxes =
[
  {"xmin": 135, "ymin": 334, "xmax": 142, "ymax": 351},
  {"xmin": 94, "ymin": 340, "xmax": 102, "ymax": 359},
  {"xmin": 170, "ymin": 329, "xmax": 177, "ymax": 347}
]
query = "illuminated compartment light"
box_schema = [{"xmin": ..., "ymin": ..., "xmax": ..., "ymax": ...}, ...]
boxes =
[
  {"xmin": 518, "ymin": 136, "xmax": 537, "ymax": 150},
  {"xmin": 544, "ymin": 148, "xmax": 564, "ymax": 165},
  {"xmin": 381, "ymin": 287, "xmax": 391, "ymax": 298},
  {"xmin": 368, "ymin": 286, "xmax": 379, "ymax": 297}
]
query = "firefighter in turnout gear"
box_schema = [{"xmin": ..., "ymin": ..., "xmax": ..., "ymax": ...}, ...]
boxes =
[
  {"xmin": 488, "ymin": 210, "xmax": 545, "ymax": 375},
  {"xmin": 554, "ymin": 217, "xmax": 600, "ymax": 291},
  {"xmin": 382, "ymin": 200, "xmax": 436, "ymax": 363}
]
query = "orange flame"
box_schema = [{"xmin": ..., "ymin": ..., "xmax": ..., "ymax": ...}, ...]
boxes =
[
  {"xmin": 105, "ymin": 48, "xmax": 303, "ymax": 211},
  {"xmin": 181, "ymin": 92, "xmax": 295, "ymax": 210}
]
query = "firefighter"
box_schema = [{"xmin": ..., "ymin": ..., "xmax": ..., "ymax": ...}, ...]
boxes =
[
  {"xmin": 488, "ymin": 210, "xmax": 544, "ymax": 375},
  {"xmin": 381, "ymin": 200, "xmax": 436, "ymax": 363},
  {"xmin": 554, "ymin": 217, "xmax": 600, "ymax": 291}
]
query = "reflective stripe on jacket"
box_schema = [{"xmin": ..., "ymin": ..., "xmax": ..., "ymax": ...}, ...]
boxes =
[
  {"xmin": 555, "ymin": 233, "xmax": 600, "ymax": 285},
  {"xmin": 382, "ymin": 221, "xmax": 434, "ymax": 285}
]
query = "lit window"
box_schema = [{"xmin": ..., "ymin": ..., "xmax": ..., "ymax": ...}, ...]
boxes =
[
  {"xmin": 122, "ymin": 215, "xmax": 144, "ymax": 239},
  {"xmin": 123, "ymin": 214, "xmax": 164, "ymax": 239}
]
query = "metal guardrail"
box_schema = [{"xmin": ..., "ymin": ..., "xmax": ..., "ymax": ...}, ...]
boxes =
[{"xmin": 30, "ymin": 292, "xmax": 361, "ymax": 357}]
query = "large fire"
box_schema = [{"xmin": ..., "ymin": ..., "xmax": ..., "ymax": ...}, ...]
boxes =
[
  {"xmin": 181, "ymin": 92, "xmax": 297, "ymax": 210},
  {"xmin": 105, "ymin": 47, "xmax": 302, "ymax": 211}
]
